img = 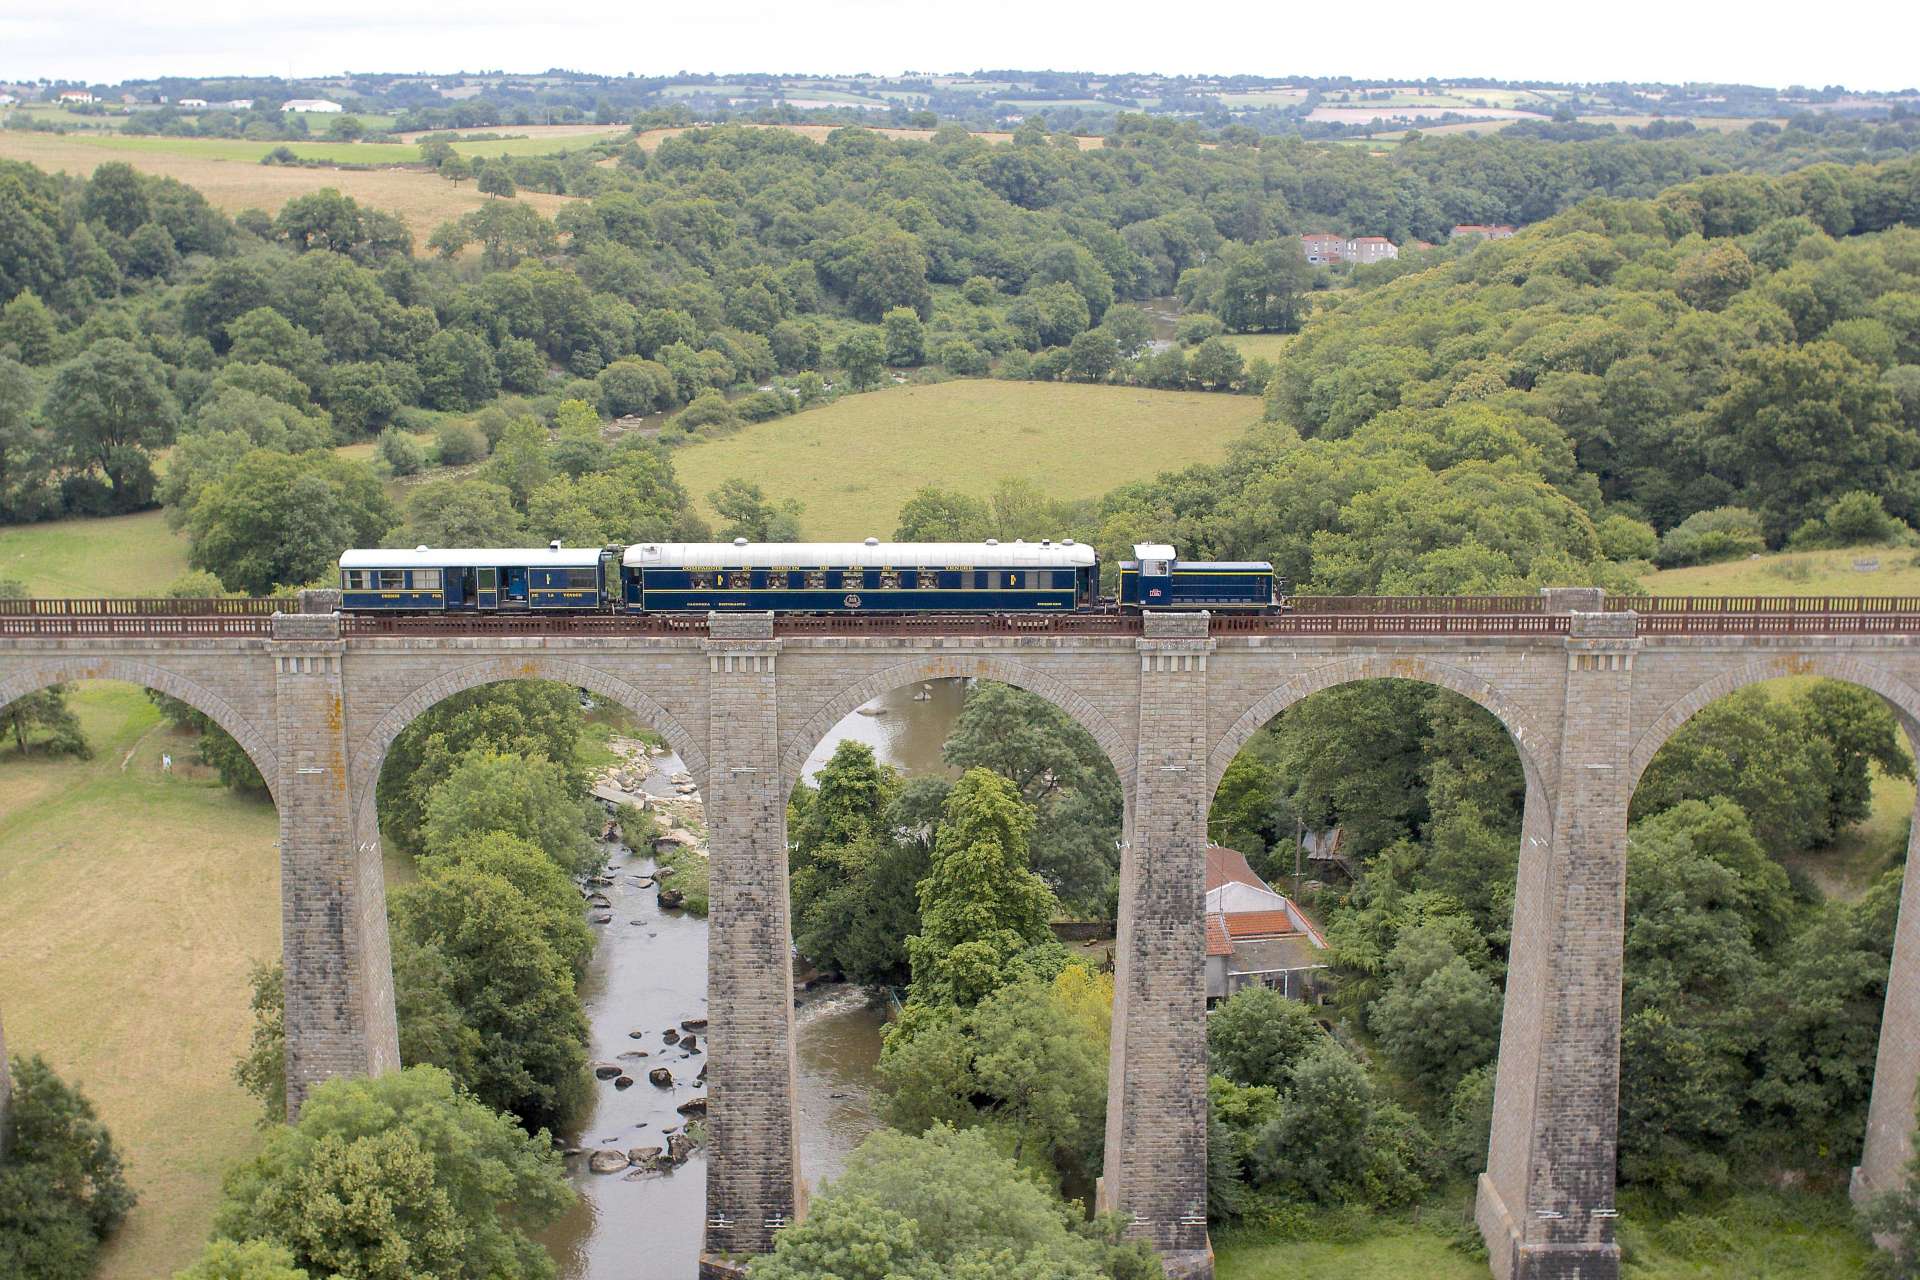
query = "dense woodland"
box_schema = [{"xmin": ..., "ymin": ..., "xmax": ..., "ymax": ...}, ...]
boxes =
[{"xmin": 6, "ymin": 110, "xmax": 1920, "ymax": 1280}]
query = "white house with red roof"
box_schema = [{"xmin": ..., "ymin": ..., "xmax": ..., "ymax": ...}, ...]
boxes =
[{"xmin": 1203, "ymin": 846, "xmax": 1329, "ymax": 1004}]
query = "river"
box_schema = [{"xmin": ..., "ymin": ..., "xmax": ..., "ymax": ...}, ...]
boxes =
[{"xmin": 544, "ymin": 678, "xmax": 968, "ymax": 1279}]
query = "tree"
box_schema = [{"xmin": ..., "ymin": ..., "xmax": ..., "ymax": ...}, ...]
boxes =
[
  {"xmin": 710, "ymin": 478, "xmax": 802, "ymax": 541},
  {"xmin": 834, "ymin": 327, "xmax": 887, "ymax": 391},
  {"xmin": 211, "ymin": 1067, "xmax": 572, "ymax": 1280},
  {"xmin": 894, "ymin": 486, "xmax": 991, "ymax": 540},
  {"xmin": 419, "ymin": 329, "xmax": 500, "ymax": 411},
  {"xmin": 232, "ymin": 961, "xmax": 287, "ymax": 1121},
  {"xmin": 751, "ymin": 1126, "xmax": 1118, "ymax": 1280},
  {"xmin": 375, "ymin": 427, "xmax": 424, "ymax": 477},
  {"xmin": 1368, "ymin": 924, "xmax": 1504, "ymax": 1097},
  {"xmin": 477, "ymin": 166, "xmax": 517, "ymax": 199},
  {"xmin": 1206, "ymin": 985, "xmax": 1326, "ymax": 1090},
  {"xmin": 420, "ymin": 748, "xmax": 591, "ymax": 872},
  {"xmin": 942, "ymin": 682, "xmax": 1124, "ymax": 911},
  {"xmin": 324, "ymin": 363, "xmax": 405, "ymax": 437},
  {"xmin": 173, "ymin": 1239, "xmax": 311, "ymax": 1280},
  {"xmin": 1705, "ymin": 341, "xmax": 1918, "ymax": 541},
  {"xmin": 395, "ymin": 479, "xmax": 524, "ymax": 548},
  {"xmin": 439, "ymin": 156, "xmax": 473, "ymax": 187},
  {"xmin": 42, "ymin": 337, "xmax": 177, "ymax": 508},
  {"xmin": 0, "ymin": 1054, "xmax": 135, "ymax": 1280},
  {"xmin": 0, "ymin": 291, "xmax": 57, "ymax": 365},
  {"xmin": 1066, "ymin": 329, "xmax": 1118, "ymax": 382},
  {"xmin": 525, "ymin": 444, "xmax": 704, "ymax": 545},
  {"xmin": 1208, "ymin": 240, "xmax": 1311, "ymax": 333},
  {"xmin": 1249, "ymin": 1041, "xmax": 1376, "ymax": 1203},
  {"xmin": 1098, "ymin": 306, "xmax": 1153, "ymax": 360},
  {"xmin": 389, "ymin": 866, "xmax": 591, "ymax": 1133},
  {"xmin": 186, "ymin": 450, "xmax": 394, "ymax": 594},
  {"xmin": 906, "ymin": 769, "xmax": 1065, "ymax": 1009},
  {"xmin": 882, "ymin": 307, "xmax": 926, "ymax": 366},
  {"xmin": 1186, "ymin": 337, "xmax": 1244, "ymax": 391}
]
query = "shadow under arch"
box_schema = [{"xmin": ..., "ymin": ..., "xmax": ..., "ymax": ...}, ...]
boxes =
[
  {"xmin": 1630, "ymin": 654, "xmax": 1920, "ymax": 791},
  {"xmin": 777, "ymin": 654, "xmax": 1135, "ymax": 799},
  {"xmin": 1207, "ymin": 653, "xmax": 1557, "ymax": 807},
  {"xmin": 0, "ymin": 657, "xmax": 280, "ymax": 800},
  {"xmin": 347, "ymin": 655, "xmax": 709, "ymax": 835}
]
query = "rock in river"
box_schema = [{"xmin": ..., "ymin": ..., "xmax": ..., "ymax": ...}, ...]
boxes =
[
  {"xmin": 675, "ymin": 1096, "xmax": 708, "ymax": 1117},
  {"xmin": 593, "ymin": 1062, "xmax": 623, "ymax": 1080},
  {"xmin": 648, "ymin": 1067, "xmax": 673, "ymax": 1088},
  {"xmin": 588, "ymin": 1149, "xmax": 630, "ymax": 1174}
]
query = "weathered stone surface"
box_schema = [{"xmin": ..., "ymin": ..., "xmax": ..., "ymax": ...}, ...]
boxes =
[
  {"xmin": 593, "ymin": 1062, "xmax": 623, "ymax": 1079},
  {"xmin": 649, "ymin": 1067, "xmax": 673, "ymax": 1088},
  {"xmin": 589, "ymin": 1149, "xmax": 629, "ymax": 1174}
]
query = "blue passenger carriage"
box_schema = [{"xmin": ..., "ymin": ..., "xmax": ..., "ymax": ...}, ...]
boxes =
[
  {"xmin": 1118, "ymin": 543, "xmax": 1276, "ymax": 611},
  {"xmin": 623, "ymin": 538, "xmax": 1098, "ymax": 613},
  {"xmin": 339, "ymin": 545, "xmax": 613, "ymax": 612}
]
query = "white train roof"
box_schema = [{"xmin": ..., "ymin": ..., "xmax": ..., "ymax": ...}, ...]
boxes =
[
  {"xmin": 341, "ymin": 547, "xmax": 603, "ymax": 569},
  {"xmin": 625, "ymin": 540, "xmax": 1097, "ymax": 569}
]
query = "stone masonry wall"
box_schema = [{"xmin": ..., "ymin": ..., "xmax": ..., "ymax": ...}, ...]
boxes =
[{"xmin": 700, "ymin": 617, "xmax": 804, "ymax": 1263}]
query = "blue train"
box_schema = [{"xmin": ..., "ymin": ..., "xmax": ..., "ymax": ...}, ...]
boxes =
[{"xmin": 337, "ymin": 540, "xmax": 1282, "ymax": 615}]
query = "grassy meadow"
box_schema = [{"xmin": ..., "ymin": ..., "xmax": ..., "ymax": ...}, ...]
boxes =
[
  {"xmin": 0, "ymin": 509, "xmax": 191, "ymax": 596},
  {"xmin": 0, "ymin": 682, "xmax": 282, "ymax": 1280},
  {"xmin": 671, "ymin": 380, "xmax": 1262, "ymax": 538},
  {"xmin": 0, "ymin": 130, "xmax": 578, "ymax": 235},
  {"xmin": 1641, "ymin": 543, "xmax": 1920, "ymax": 597}
]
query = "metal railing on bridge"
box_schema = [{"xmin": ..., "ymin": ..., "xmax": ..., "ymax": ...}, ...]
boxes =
[{"xmin": 0, "ymin": 596, "xmax": 289, "ymax": 637}]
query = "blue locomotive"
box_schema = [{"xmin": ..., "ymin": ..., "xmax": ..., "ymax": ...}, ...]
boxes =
[{"xmin": 337, "ymin": 539, "xmax": 1278, "ymax": 615}]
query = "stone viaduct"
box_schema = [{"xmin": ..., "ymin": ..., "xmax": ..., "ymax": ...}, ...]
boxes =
[{"xmin": 4, "ymin": 590, "xmax": 1920, "ymax": 1279}]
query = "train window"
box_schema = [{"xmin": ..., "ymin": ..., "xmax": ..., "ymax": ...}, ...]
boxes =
[
  {"xmin": 689, "ymin": 571, "xmax": 715, "ymax": 589},
  {"xmin": 806, "ymin": 569, "xmax": 828, "ymax": 590},
  {"xmin": 879, "ymin": 569, "xmax": 899, "ymax": 590},
  {"xmin": 565, "ymin": 568, "xmax": 597, "ymax": 589},
  {"xmin": 378, "ymin": 569, "xmax": 406, "ymax": 590},
  {"xmin": 839, "ymin": 569, "xmax": 865, "ymax": 589},
  {"xmin": 342, "ymin": 570, "xmax": 365, "ymax": 590},
  {"xmin": 408, "ymin": 570, "xmax": 443, "ymax": 591}
]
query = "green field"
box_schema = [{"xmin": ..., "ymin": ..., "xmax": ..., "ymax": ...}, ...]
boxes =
[
  {"xmin": 0, "ymin": 509, "xmax": 191, "ymax": 596},
  {"xmin": 0, "ymin": 682, "xmax": 282, "ymax": 1280},
  {"xmin": 1224, "ymin": 332, "xmax": 1297, "ymax": 362},
  {"xmin": 1642, "ymin": 543, "xmax": 1920, "ymax": 597},
  {"xmin": 1213, "ymin": 1188, "xmax": 1874, "ymax": 1279},
  {"xmin": 670, "ymin": 380, "xmax": 1263, "ymax": 538}
]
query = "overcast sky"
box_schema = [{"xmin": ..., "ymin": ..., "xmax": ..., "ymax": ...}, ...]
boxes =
[{"xmin": 4, "ymin": 0, "xmax": 1916, "ymax": 92}]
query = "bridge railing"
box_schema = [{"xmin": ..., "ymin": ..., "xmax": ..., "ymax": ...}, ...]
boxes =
[
  {"xmin": 1287, "ymin": 595, "xmax": 1547, "ymax": 614},
  {"xmin": 0, "ymin": 615, "xmax": 278, "ymax": 636},
  {"xmin": 1635, "ymin": 612, "xmax": 1920, "ymax": 635},
  {"xmin": 773, "ymin": 613, "xmax": 1144, "ymax": 636},
  {"xmin": 1609, "ymin": 595, "xmax": 1920, "ymax": 614},
  {"xmin": 1212, "ymin": 613, "xmax": 1569, "ymax": 635},
  {"xmin": 339, "ymin": 614, "xmax": 709, "ymax": 637},
  {"xmin": 0, "ymin": 596, "xmax": 289, "ymax": 617}
]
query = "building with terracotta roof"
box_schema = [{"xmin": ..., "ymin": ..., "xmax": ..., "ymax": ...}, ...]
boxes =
[
  {"xmin": 1299, "ymin": 232, "xmax": 1345, "ymax": 265},
  {"xmin": 1203, "ymin": 845, "xmax": 1329, "ymax": 1004}
]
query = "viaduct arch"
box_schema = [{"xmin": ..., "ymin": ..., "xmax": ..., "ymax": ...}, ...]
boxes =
[{"xmin": 6, "ymin": 597, "xmax": 1920, "ymax": 1280}]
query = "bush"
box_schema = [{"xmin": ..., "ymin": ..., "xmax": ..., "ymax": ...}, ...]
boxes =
[
  {"xmin": 1207, "ymin": 986, "xmax": 1326, "ymax": 1089},
  {"xmin": 938, "ymin": 338, "xmax": 989, "ymax": 376},
  {"xmin": 673, "ymin": 391, "xmax": 739, "ymax": 432},
  {"xmin": 1655, "ymin": 506, "xmax": 1767, "ymax": 567},
  {"xmin": 1788, "ymin": 489, "xmax": 1906, "ymax": 550},
  {"xmin": 0, "ymin": 1055, "xmax": 136, "ymax": 1280},
  {"xmin": 1175, "ymin": 313, "xmax": 1225, "ymax": 346},
  {"xmin": 734, "ymin": 389, "xmax": 791, "ymax": 422},
  {"xmin": 209, "ymin": 1067, "xmax": 571, "ymax": 1280},
  {"xmin": 431, "ymin": 419, "xmax": 488, "ymax": 466},
  {"xmin": 376, "ymin": 427, "xmax": 424, "ymax": 477},
  {"xmin": 1597, "ymin": 512, "xmax": 1660, "ymax": 562}
]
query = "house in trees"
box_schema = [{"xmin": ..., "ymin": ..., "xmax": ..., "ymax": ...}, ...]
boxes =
[
  {"xmin": 1299, "ymin": 232, "xmax": 1346, "ymax": 265},
  {"xmin": 1203, "ymin": 846, "xmax": 1329, "ymax": 1004},
  {"xmin": 54, "ymin": 89, "xmax": 95, "ymax": 104},
  {"xmin": 1344, "ymin": 235, "xmax": 1400, "ymax": 264}
]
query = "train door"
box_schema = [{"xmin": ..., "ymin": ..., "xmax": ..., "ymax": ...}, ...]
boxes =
[
  {"xmin": 475, "ymin": 567, "xmax": 499, "ymax": 610},
  {"xmin": 502, "ymin": 566, "xmax": 529, "ymax": 610},
  {"xmin": 444, "ymin": 570, "xmax": 469, "ymax": 610}
]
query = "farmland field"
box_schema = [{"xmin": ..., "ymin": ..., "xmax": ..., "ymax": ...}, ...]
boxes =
[
  {"xmin": 0, "ymin": 681, "xmax": 283, "ymax": 1280},
  {"xmin": 0, "ymin": 129, "xmax": 577, "ymax": 234},
  {"xmin": 670, "ymin": 380, "xmax": 1261, "ymax": 538},
  {"xmin": 1224, "ymin": 332, "xmax": 1297, "ymax": 362}
]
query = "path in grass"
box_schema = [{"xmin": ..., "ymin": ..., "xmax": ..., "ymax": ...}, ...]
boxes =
[
  {"xmin": 0, "ymin": 130, "xmax": 576, "ymax": 235},
  {"xmin": 0, "ymin": 682, "xmax": 282, "ymax": 1279},
  {"xmin": 671, "ymin": 380, "xmax": 1262, "ymax": 539}
]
